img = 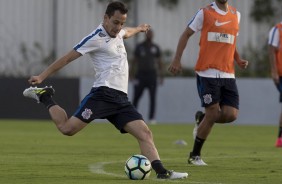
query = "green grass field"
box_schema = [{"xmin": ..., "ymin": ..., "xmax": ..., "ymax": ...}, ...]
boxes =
[{"xmin": 0, "ymin": 120, "xmax": 281, "ymax": 184}]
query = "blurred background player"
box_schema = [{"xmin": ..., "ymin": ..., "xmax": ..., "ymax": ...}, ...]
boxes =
[
  {"xmin": 268, "ymin": 20, "xmax": 282, "ymax": 147},
  {"xmin": 168, "ymin": 0, "xmax": 248, "ymax": 165},
  {"xmin": 130, "ymin": 29, "xmax": 163, "ymax": 124},
  {"xmin": 23, "ymin": 1, "xmax": 187, "ymax": 179}
]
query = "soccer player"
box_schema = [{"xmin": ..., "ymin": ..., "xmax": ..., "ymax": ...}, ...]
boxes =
[
  {"xmin": 23, "ymin": 1, "xmax": 188, "ymax": 179},
  {"xmin": 131, "ymin": 29, "xmax": 163, "ymax": 124},
  {"xmin": 268, "ymin": 21, "xmax": 282, "ymax": 147},
  {"xmin": 168, "ymin": 0, "xmax": 248, "ymax": 165}
]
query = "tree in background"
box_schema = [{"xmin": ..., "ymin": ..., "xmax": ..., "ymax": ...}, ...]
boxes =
[
  {"xmin": 237, "ymin": 0, "xmax": 282, "ymax": 77},
  {"xmin": 250, "ymin": 0, "xmax": 282, "ymax": 24}
]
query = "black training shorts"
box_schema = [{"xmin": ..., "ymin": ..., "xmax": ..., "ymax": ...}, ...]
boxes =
[
  {"xmin": 196, "ymin": 75, "xmax": 239, "ymax": 109},
  {"xmin": 73, "ymin": 86, "xmax": 143, "ymax": 133}
]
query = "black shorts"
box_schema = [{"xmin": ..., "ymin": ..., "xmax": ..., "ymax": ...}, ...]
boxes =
[
  {"xmin": 196, "ymin": 75, "xmax": 239, "ymax": 109},
  {"xmin": 73, "ymin": 87, "xmax": 143, "ymax": 133}
]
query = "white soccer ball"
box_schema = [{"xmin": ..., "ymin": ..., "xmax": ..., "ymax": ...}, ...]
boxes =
[{"xmin": 124, "ymin": 154, "xmax": 152, "ymax": 180}]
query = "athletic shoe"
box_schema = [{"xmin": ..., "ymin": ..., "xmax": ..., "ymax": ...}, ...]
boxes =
[
  {"xmin": 157, "ymin": 170, "xmax": 188, "ymax": 179},
  {"xmin": 23, "ymin": 86, "xmax": 55, "ymax": 103},
  {"xmin": 193, "ymin": 111, "xmax": 204, "ymax": 139},
  {"xmin": 188, "ymin": 153, "xmax": 207, "ymax": 166},
  {"xmin": 275, "ymin": 137, "xmax": 282, "ymax": 147}
]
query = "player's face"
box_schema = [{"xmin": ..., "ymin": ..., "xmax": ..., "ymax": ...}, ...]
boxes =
[
  {"xmin": 103, "ymin": 10, "xmax": 127, "ymax": 38},
  {"xmin": 216, "ymin": 0, "xmax": 228, "ymax": 4}
]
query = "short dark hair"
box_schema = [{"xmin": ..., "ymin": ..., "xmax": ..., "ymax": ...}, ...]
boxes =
[{"xmin": 105, "ymin": 1, "xmax": 128, "ymax": 17}]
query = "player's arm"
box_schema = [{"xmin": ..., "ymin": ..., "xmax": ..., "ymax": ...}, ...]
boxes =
[
  {"xmin": 269, "ymin": 45, "xmax": 279, "ymax": 84},
  {"xmin": 28, "ymin": 50, "xmax": 81, "ymax": 85},
  {"xmin": 233, "ymin": 10, "xmax": 249, "ymax": 69},
  {"xmin": 123, "ymin": 24, "xmax": 150, "ymax": 39},
  {"xmin": 234, "ymin": 48, "xmax": 248, "ymax": 69},
  {"xmin": 268, "ymin": 26, "xmax": 280, "ymax": 84},
  {"xmin": 168, "ymin": 27, "xmax": 194, "ymax": 75}
]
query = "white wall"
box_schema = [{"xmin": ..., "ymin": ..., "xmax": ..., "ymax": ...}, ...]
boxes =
[
  {"xmin": 0, "ymin": 0, "xmax": 54, "ymax": 76},
  {"xmin": 0, "ymin": 0, "xmax": 269, "ymax": 77},
  {"xmin": 80, "ymin": 78, "xmax": 281, "ymax": 125}
]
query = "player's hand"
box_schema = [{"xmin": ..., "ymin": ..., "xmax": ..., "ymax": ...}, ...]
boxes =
[
  {"xmin": 271, "ymin": 71, "xmax": 279, "ymax": 84},
  {"xmin": 168, "ymin": 60, "xmax": 182, "ymax": 75},
  {"xmin": 28, "ymin": 76, "xmax": 43, "ymax": 85},
  {"xmin": 138, "ymin": 24, "xmax": 151, "ymax": 33},
  {"xmin": 236, "ymin": 59, "xmax": 248, "ymax": 69}
]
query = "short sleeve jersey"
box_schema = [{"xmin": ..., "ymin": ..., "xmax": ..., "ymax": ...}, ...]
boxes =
[
  {"xmin": 74, "ymin": 24, "xmax": 129, "ymax": 94},
  {"xmin": 268, "ymin": 22, "xmax": 282, "ymax": 48}
]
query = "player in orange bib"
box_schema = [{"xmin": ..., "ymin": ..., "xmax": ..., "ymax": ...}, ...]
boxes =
[
  {"xmin": 169, "ymin": 0, "xmax": 248, "ymax": 165},
  {"xmin": 268, "ymin": 21, "xmax": 282, "ymax": 147}
]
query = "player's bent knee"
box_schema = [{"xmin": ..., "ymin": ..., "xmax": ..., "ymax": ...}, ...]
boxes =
[
  {"xmin": 58, "ymin": 118, "xmax": 87, "ymax": 136},
  {"xmin": 62, "ymin": 131, "xmax": 76, "ymax": 136},
  {"xmin": 58, "ymin": 126, "xmax": 77, "ymax": 136},
  {"xmin": 225, "ymin": 114, "xmax": 237, "ymax": 123}
]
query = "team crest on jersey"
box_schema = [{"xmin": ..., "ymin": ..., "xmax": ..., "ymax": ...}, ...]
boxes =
[
  {"xmin": 99, "ymin": 32, "xmax": 106, "ymax": 37},
  {"xmin": 203, "ymin": 94, "xmax": 212, "ymax": 104},
  {"xmin": 81, "ymin": 108, "xmax": 93, "ymax": 120},
  {"xmin": 116, "ymin": 45, "xmax": 124, "ymax": 53}
]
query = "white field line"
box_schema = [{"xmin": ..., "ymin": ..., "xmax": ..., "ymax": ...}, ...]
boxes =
[
  {"xmin": 88, "ymin": 161, "xmax": 223, "ymax": 184},
  {"xmin": 88, "ymin": 161, "xmax": 126, "ymax": 178}
]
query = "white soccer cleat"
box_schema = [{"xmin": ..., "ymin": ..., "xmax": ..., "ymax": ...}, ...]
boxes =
[
  {"xmin": 188, "ymin": 155, "xmax": 207, "ymax": 166},
  {"xmin": 167, "ymin": 171, "xmax": 188, "ymax": 179},
  {"xmin": 157, "ymin": 170, "xmax": 188, "ymax": 179},
  {"xmin": 23, "ymin": 86, "xmax": 55, "ymax": 103}
]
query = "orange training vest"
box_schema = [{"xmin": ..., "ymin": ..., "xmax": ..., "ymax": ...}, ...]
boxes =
[{"xmin": 195, "ymin": 5, "xmax": 239, "ymax": 74}]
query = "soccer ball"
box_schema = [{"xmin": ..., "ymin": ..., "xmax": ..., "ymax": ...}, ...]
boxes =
[{"xmin": 124, "ymin": 154, "xmax": 152, "ymax": 180}]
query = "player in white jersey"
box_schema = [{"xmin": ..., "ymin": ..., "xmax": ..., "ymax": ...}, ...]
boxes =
[{"xmin": 23, "ymin": 1, "xmax": 188, "ymax": 180}]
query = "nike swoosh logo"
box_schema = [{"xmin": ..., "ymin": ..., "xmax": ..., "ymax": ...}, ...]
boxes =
[
  {"xmin": 145, "ymin": 162, "xmax": 150, "ymax": 166},
  {"xmin": 215, "ymin": 20, "xmax": 231, "ymax": 27}
]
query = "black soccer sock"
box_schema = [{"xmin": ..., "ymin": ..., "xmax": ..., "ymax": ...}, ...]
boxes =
[
  {"xmin": 191, "ymin": 136, "xmax": 206, "ymax": 156},
  {"xmin": 151, "ymin": 160, "xmax": 167, "ymax": 174},
  {"xmin": 40, "ymin": 94, "xmax": 57, "ymax": 109},
  {"xmin": 278, "ymin": 127, "xmax": 282, "ymax": 138}
]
